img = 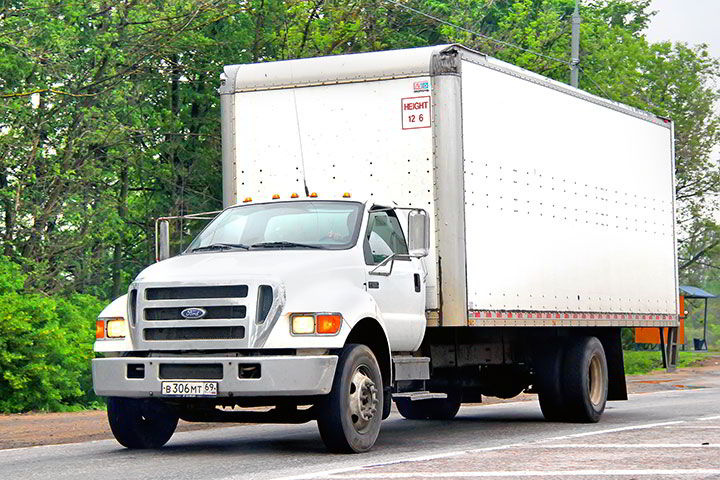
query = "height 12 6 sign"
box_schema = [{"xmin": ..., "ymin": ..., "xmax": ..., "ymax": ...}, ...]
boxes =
[{"xmin": 401, "ymin": 96, "xmax": 431, "ymax": 130}]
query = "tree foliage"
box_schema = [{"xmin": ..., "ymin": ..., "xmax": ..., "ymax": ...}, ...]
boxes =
[{"xmin": 0, "ymin": 256, "xmax": 104, "ymax": 412}]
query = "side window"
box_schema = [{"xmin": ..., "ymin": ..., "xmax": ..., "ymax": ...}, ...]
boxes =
[{"xmin": 365, "ymin": 210, "xmax": 408, "ymax": 264}]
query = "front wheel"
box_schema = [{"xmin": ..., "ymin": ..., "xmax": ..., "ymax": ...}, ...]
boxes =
[
  {"xmin": 317, "ymin": 344, "xmax": 383, "ymax": 453},
  {"xmin": 107, "ymin": 397, "xmax": 178, "ymax": 449}
]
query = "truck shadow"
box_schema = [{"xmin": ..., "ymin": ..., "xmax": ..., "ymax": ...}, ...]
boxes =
[{"xmin": 106, "ymin": 404, "xmax": 560, "ymax": 457}]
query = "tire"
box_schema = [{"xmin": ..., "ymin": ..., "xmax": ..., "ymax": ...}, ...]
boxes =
[
  {"xmin": 395, "ymin": 390, "xmax": 461, "ymax": 420},
  {"xmin": 536, "ymin": 342, "xmax": 568, "ymax": 422},
  {"xmin": 317, "ymin": 344, "xmax": 384, "ymax": 453},
  {"xmin": 107, "ymin": 397, "xmax": 179, "ymax": 449},
  {"xmin": 562, "ymin": 336, "xmax": 608, "ymax": 423},
  {"xmin": 382, "ymin": 387, "xmax": 392, "ymax": 420}
]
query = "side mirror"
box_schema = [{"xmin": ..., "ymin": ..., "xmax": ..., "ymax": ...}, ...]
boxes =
[
  {"xmin": 408, "ymin": 209, "xmax": 430, "ymax": 257},
  {"xmin": 157, "ymin": 219, "xmax": 170, "ymax": 262}
]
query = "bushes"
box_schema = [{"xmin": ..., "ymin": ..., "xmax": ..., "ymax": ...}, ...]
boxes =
[{"xmin": 0, "ymin": 257, "xmax": 105, "ymax": 412}]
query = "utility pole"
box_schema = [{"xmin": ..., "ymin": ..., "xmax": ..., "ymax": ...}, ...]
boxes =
[{"xmin": 570, "ymin": 0, "xmax": 581, "ymax": 87}]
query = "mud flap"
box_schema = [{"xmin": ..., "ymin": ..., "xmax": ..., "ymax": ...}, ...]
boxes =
[{"xmin": 597, "ymin": 329, "xmax": 627, "ymax": 401}]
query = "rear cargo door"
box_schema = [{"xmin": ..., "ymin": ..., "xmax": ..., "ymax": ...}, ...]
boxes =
[{"xmin": 363, "ymin": 208, "xmax": 425, "ymax": 351}]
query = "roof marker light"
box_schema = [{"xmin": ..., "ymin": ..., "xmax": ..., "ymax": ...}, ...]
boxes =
[
  {"xmin": 343, "ymin": 192, "xmax": 351, "ymax": 198},
  {"xmin": 272, "ymin": 194, "xmax": 280, "ymax": 200},
  {"xmin": 309, "ymin": 192, "xmax": 318, "ymax": 198},
  {"xmin": 243, "ymin": 197, "xmax": 252, "ymax": 203},
  {"xmin": 291, "ymin": 193, "xmax": 299, "ymax": 198}
]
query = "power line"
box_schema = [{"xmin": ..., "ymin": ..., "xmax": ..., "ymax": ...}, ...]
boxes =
[{"xmin": 383, "ymin": 0, "xmax": 572, "ymax": 67}]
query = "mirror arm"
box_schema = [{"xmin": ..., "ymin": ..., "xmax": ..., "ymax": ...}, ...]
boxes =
[{"xmin": 369, "ymin": 253, "xmax": 397, "ymax": 276}]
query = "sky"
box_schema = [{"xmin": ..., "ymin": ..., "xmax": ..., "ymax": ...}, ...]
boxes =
[
  {"xmin": 644, "ymin": 0, "xmax": 720, "ymax": 58},
  {"xmin": 644, "ymin": 0, "xmax": 719, "ymax": 159}
]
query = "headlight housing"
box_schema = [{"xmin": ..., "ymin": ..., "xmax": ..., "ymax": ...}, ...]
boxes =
[
  {"xmin": 291, "ymin": 313, "xmax": 343, "ymax": 335},
  {"xmin": 96, "ymin": 317, "xmax": 128, "ymax": 339}
]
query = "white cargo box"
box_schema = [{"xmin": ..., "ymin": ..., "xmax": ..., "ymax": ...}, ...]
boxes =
[{"xmin": 220, "ymin": 44, "xmax": 678, "ymax": 328}]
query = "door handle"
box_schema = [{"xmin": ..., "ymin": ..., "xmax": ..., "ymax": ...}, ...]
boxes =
[
  {"xmin": 368, "ymin": 281, "xmax": 380, "ymax": 289},
  {"xmin": 413, "ymin": 274, "xmax": 421, "ymax": 293}
]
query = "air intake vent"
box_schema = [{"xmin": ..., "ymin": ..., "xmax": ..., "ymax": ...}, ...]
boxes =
[
  {"xmin": 256, "ymin": 285, "xmax": 273, "ymax": 323},
  {"xmin": 144, "ymin": 326, "xmax": 245, "ymax": 341},
  {"xmin": 145, "ymin": 305, "xmax": 246, "ymax": 321},
  {"xmin": 129, "ymin": 289, "xmax": 138, "ymax": 326},
  {"xmin": 159, "ymin": 364, "xmax": 223, "ymax": 380},
  {"xmin": 146, "ymin": 285, "xmax": 248, "ymax": 300}
]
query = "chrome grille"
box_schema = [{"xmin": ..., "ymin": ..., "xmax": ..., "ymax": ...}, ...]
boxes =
[{"xmin": 132, "ymin": 282, "xmax": 258, "ymax": 350}]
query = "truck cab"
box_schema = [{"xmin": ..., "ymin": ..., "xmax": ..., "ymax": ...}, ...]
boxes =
[{"xmin": 93, "ymin": 196, "xmax": 431, "ymax": 452}]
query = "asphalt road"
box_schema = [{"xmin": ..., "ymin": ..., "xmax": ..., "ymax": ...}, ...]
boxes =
[{"xmin": 2, "ymin": 387, "xmax": 719, "ymax": 480}]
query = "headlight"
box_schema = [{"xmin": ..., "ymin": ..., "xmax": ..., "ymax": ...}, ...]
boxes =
[
  {"xmin": 290, "ymin": 313, "xmax": 343, "ymax": 335},
  {"xmin": 96, "ymin": 317, "xmax": 128, "ymax": 339},
  {"xmin": 291, "ymin": 315, "xmax": 316, "ymax": 334}
]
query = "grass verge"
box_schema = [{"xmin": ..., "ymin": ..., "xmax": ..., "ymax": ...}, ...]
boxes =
[{"xmin": 623, "ymin": 350, "xmax": 715, "ymax": 375}]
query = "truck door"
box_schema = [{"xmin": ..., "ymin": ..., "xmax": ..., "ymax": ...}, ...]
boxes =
[{"xmin": 364, "ymin": 207, "xmax": 426, "ymax": 351}]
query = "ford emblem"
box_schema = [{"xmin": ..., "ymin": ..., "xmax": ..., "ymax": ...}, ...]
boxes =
[{"xmin": 180, "ymin": 307, "xmax": 207, "ymax": 319}]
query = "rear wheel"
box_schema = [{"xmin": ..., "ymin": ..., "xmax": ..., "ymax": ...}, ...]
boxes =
[
  {"xmin": 395, "ymin": 390, "xmax": 461, "ymax": 420},
  {"xmin": 107, "ymin": 397, "xmax": 178, "ymax": 449},
  {"xmin": 563, "ymin": 336, "xmax": 608, "ymax": 423},
  {"xmin": 536, "ymin": 342, "xmax": 568, "ymax": 422},
  {"xmin": 317, "ymin": 344, "xmax": 383, "ymax": 453}
]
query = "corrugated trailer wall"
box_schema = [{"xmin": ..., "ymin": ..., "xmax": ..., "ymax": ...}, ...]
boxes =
[{"xmin": 460, "ymin": 55, "xmax": 678, "ymax": 328}]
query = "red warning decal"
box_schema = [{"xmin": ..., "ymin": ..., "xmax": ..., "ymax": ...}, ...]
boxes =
[{"xmin": 401, "ymin": 96, "xmax": 431, "ymax": 130}]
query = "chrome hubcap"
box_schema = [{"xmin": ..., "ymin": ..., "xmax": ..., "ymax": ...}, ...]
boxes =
[{"xmin": 349, "ymin": 366, "xmax": 378, "ymax": 433}]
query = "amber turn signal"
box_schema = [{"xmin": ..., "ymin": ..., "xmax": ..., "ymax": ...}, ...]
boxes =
[
  {"xmin": 291, "ymin": 193, "xmax": 299, "ymax": 198},
  {"xmin": 316, "ymin": 314, "xmax": 343, "ymax": 334},
  {"xmin": 95, "ymin": 320, "xmax": 105, "ymax": 339}
]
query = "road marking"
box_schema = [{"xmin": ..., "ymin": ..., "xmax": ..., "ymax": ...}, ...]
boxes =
[
  {"xmin": 698, "ymin": 414, "xmax": 720, "ymax": 420},
  {"xmin": 268, "ymin": 418, "xmax": 707, "ymax": 480},
  {"xmin": 523, "ymin": 443, "xmax": 719, "ymax": 448},
  {"xmin": 267, "ymin": 443, "xmax": 529, "ymax": 480},
  {"xmin": 664, "ymin": 425, "xmax": 720, "ymax": 429},
  {"xmin": 546, "ymin": 420, "xmax": 684, "ymax": 440},
  {"xmin": 323, "ymin": 470, "xmax": 720, "ymax": 478}
]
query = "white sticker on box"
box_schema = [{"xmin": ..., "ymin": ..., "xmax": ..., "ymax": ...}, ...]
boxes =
[{"xmin": 401, "ymin": 96, "xmax": 431, "ymax": 130}]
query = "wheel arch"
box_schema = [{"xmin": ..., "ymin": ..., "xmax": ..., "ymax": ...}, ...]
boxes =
[{"xmin": 345, "ymin": 317, "xmax": 392, "ymax": 387}]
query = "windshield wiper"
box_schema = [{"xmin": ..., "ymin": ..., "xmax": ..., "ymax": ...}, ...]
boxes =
[
  {"xmin": 190, "ymin": 242, "xmax": 250, "ymax": 253},
  {"xmin": 250, "ymin": 241, "xmax": 324, "ymax": 250}
]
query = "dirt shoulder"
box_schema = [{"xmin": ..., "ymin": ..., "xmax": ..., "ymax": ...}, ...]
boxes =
[{"xmin": 2, "ymin": 354, "xmax": 719, "ymax": 451}]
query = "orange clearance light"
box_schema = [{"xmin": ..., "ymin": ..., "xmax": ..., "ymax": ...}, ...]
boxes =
[
  {"xmin": 316, "ymin": 314, "xmax": 343, "ymax": 334},
  {"xmin": 272, "ymin": 194, "xmax": 280, "ymax": 200},
  {"xmin": 243, "ymin": 197, "xmax": 252, "ymax": 203},
  {"xmin": 290, "ymin": 193, "xmax": 299, "ymax": 198},
  {"xmin": 342, "ymin": 192, "xmax": 351, "ymax": 198},
  {"xmin": 309, "ymin": 192, "xmax": 318, "ymax": 198},
  {"xmin": 95, "ymin": 320, "xmax": 105, "ymax": 339}
]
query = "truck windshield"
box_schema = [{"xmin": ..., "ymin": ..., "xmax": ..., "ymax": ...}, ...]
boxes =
[{"xmin": 187, "ymin": 201, "xmax": 364, "ymax": 252}]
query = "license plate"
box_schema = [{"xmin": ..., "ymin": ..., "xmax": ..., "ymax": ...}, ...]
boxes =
[{"xmin": 161, "ymin": 381, "xmax": 218, "ymax": 397}]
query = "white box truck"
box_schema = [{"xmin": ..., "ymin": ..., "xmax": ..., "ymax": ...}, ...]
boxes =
[{"xmin": 92, "ymin": 44, "xmax": 679, "ymax": 453}]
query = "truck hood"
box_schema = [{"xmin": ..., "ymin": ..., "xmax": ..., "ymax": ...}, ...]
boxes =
[{"xmin": 134, "ymin": 249, "xmax": 360, "ymax": 284}]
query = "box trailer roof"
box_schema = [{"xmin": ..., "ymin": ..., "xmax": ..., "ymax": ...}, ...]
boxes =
[{"xmin": 220, "ymin": 44, "xmax": 669, "ymax": 128}]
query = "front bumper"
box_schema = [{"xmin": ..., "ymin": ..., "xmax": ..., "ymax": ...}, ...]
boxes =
[{"xmin": 92, "ymin": 355, "xmax": 338, "ymax": 398}]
